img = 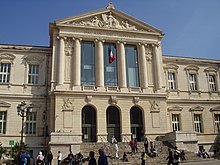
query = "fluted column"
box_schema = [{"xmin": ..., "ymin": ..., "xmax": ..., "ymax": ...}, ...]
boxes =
[
  {"xmin": 73, "ymin": 38, "xmax": 81, "ymax": 87},
  {"xmin": 117, "ymin": 41, "xmax": 127, "ymax": 89},
  {"xmin": 57, "ymin": 36, "xmax": 65, "ymax": 86},
  {"xmin": 95, "ymin": 40, "xmax": 104, "ymax": 88},
  {"xmin": 153, "ymin": 44, "xmax": 163, "ymax": 90},
  {"xmin": 138, "ymin": 43, "xmax": 148, "ymax": 89}
]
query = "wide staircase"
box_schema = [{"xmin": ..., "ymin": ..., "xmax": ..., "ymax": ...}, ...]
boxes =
[{"xmin": 79, "ymin": 139, "xmax": 210, "ymax": 165}]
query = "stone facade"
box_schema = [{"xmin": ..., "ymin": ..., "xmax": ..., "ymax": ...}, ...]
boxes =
[{"xmin": 0, "ymin": 3, "xmax": 220, "ymax": 160}]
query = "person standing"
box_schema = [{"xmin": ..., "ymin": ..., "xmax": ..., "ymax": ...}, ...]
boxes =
[
  {"xmin": 111, "ymin": 136, "xmax": 119, "ymax": 159},
  {"xmin": 166, "ymin": 148, "xmax": 173, "ymax": 165},
  {"xmin": 88, "ymin": 151, "xmax": 97, "ymax": 165},
  {"xmin": 57, "ymin": 151, "xmax": 62, "ymax": 165},
  {"xmin": 144, "ymin": 139, "xmax": 149, "ymax": 153},
  {"xmin": 36, "ymin": 151, "xmax": 44, "ymax": 165},
  {"xmin": 141, "ymin": 152, "xmax": 147, "ymax": 165},
  {"xmin": 68, "ymin": 151, "xmax": 74, "ymax": 165},
  {"xmin": 47, "ymin": 151, "xmax": 53, "ymax": 165},
  {"xmin": 173, "ymin": 147, "xmax": 180, "ymax": 165},
  {"xmin": 98, "ymin": 148, "xmax": 108, "ymax": 165}
]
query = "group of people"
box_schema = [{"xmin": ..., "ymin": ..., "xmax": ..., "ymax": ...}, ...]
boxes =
[
  {"xmin": 166, "ymin": 147, "xmax": 185, "ymax": 165},
  {"xmin": 17, "ymin": 150, "xmax": 31, "ymax": 165}
]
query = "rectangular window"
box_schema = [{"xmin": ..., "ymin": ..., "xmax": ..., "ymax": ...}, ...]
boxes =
[
  {"xmin": 0, "ymin": 111, "xmax": 7, "ymax": 134},
  {"xmin": 125, "ymin": 45, "xmax": 139, "ymax": 87},
  {"xmin": 0, "ymin": 63, "xmax": 11, "ymax": 83},
  {"xmin": 194, "ymin": 114, "xmax": 203, "ymax": 133},
  {"xmin": 81, "ymin": 42, "xmax": 95, "ymax": 85},
  {"xmin": 189, "ymin": 73, "xmax": 197, "ymax": 91},
  {"xmin": 214, "ymin": 114, "xmax": 220, "ymax": 133},
  {"xmin": 168, "ymin": 72, "xmax": 176, "ymax": 90},
  {"xmin": 28, "ymin": 64, "xmax": 39, "ymax": 84},
  {"xmin": 104, "ymin": 43, "xmax": 117, "ymax": 86},
  {"xmin": 209, "ymin": 75, "xmax": 217, "ymax": 92},
  {"xmin": 172, "ymin": 114, "xmax": 180, "ymax": 131},
  {"xmin": 25, "ymin": 112, "xmax": 36, "ymax": 134}
]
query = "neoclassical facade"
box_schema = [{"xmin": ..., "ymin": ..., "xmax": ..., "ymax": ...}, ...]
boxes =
[{"xmin": 0, "ymin": 3, "xmax": 220, "ymax": 158}]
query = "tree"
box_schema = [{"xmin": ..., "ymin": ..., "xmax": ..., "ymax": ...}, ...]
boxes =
[
  {"xmin": 0, "ymin": 142, "xmax": 7, "ymax": 160},
  {"xmin": 214, "ymin": 134, "xmax": 220, "ymax": 158}
]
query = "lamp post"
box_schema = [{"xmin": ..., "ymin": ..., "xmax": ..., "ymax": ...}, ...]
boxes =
[{"xmin": 17, "ymin": 101, "xmax": 32, "ymax": 148}]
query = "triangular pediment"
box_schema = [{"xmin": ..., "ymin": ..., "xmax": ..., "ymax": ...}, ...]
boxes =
[
  {"xmin": 0, "ymin": 101, "xmax": 11, "ymax": 107},
  {"xmin": 55, "ymin": 7, "xmax": 162, "ymax": 35}
]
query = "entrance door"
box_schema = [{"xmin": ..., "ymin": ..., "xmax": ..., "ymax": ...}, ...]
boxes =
[
  {"xmin": 130, "ymin": 106, "xmax": 143, "ymax": 141},
  {"xmin": 82, "ymin": 106, "xmax": 96, "ymax": 142},
  {"xmin": 106, "ymin": 106, "xmax": 121, "ymax": 142}
]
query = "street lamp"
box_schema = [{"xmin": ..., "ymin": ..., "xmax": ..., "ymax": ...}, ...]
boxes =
[{"xmin": 17, "ymin": 101, "xmax": 32, "ymax": 148}]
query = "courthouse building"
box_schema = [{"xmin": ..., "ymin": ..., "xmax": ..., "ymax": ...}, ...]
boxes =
[{"xmin": 0, "ymin": 3, "xmax": 220, "ymax": 157}]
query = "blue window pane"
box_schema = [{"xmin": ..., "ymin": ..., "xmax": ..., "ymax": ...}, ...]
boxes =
[
  {"xmin": 81, "ymin": 42, "xmax": 95, "ymax": 85},
  {"xmin": 104, "ymin": 43, "xmax": 117, "ymax": 86},
  {"xmin": 125, "ymin": 45, "xmax": 139, "ymax": 87}
]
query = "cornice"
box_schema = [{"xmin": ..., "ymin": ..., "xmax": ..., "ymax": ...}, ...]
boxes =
[
  {"xmin": 163, "ymin": 55, "xmax": 220, "ymax": 65},
  {"xmin": 0, "ymin": 44, "xmax": 52, "ymax": 54}
]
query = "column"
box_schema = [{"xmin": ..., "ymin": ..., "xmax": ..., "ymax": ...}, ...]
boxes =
[
  {"xmin": 72, "ymin": 38, "xmax": 81, "ymax": 88},
  {"xmin": 138, "ymin": 43, "xmax": 149, "ymax": 90},
  {"xmin": 51, "ymin": 32, "xmax": 58, "ymax": 90},
  {"xmin": 153, "ymin": 44, "xmax": 163, "ymax": 90},
  {"xmin": 117, "ymin": 41, "xmax": 127, "ymax": 90},
  {"xmin": 95, "ymin": 40, "xmax": 105, "ymax": 90},
  {"xmin": 57, "ymin": 36, "xmax": 65, "ymax": 86}
]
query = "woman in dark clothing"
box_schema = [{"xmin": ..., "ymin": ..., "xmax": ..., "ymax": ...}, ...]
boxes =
[
  {"xmin": 88, "ymin": 151, "xmax": 97, "ymax": 165},
  {"xmin": 166, "ymin": 148, "xmax": 173, "ymax": 165},
  {"xmin": 98, "ymin": 149, "xmax": 108, "ymax": 165}
]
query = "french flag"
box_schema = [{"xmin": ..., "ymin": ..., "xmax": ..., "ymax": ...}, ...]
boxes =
[{"xmin": 109, "ymin": 48, "xmax": 115, "ymax": 63}]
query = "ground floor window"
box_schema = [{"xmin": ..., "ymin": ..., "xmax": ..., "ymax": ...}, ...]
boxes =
[
  {"xmin": 214, "ymin": 114, "xmax": 220, "ymax": 133},
  {"xmin": 25, "ymin": 112, "xmax": 36, "ymax": 134}
]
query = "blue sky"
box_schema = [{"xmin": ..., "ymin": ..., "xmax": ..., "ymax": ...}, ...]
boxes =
[{"xmin": 0, "ymin": 0, "xmax": 220, "ymax": 60}]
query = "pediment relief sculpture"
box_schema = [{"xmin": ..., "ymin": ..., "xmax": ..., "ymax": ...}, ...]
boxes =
[
  {"xmin": 145, "ymin": 45, "xmax": 153, "ymax": 61},
  {"xmin": 167, "ymin": 105, "xmax": 183, "ymax": 111},
  {"xmin": 64, "ymin": 39, "xmax": 74, "ymax": 56},
  {"xmin": 0, "ymin": 100, "xmax": 11, "ymax": 107},
  {"xmin": 210, "ymin": 106, "xmax": 220, "ymax": 111},
  {"xmin": 184, "ymin": 65, "xmax": 199, "ymax": 71},
  {"xmin": 66, "ymin": 12, "xmax": 153, "ymax": 32},
  {"xmin": 164, "ymin": 64, "xmax": 179, "ymax": 70},
  {"xmin": 133, "ymin": 97, "xmax": 139, "ymax": 105},
  {"xmin": 109, "ymin": 95, "xmax": 117, "ymax": 104},
  {"xmin": 150, "ymin": 100, "xmax": 160, "ymax": 112},
  {"xmin": 23, "ymin": 55, "xmax": 44, "ymax": 64},
  {"xmin": 204, "ymin": 67, "xmax": 218, "ymax": 73},
  {"xmin": 0, "ymin": 53, "xmax": 16, "ymax": 63},
  {"xmin": 189, "ymin": 105, "xmax": 204, "ymax": 111},
  {"xmin": 62, "ymin": 98, "xmax": 74, "ymax": 110}
]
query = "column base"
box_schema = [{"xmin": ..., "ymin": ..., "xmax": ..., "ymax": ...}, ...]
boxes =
[
  {"xmin": 55, "ymin": 84, "xmax": 65, "ymax": 90},
  {"xmin": 71, "ymin": 85, "xmax": 82, "ymax": 91},
  {"xmin": 96, "ymin": 86, "xmax": 106, "ymax": 92},
  {"xmin": 121, "ymin": 133, "xmax": 132, "ymax": 142},
  {"xmin": 142, "ymin": 88, "xmax": 152, "ymax": 93},
  {"xmin": 97, "ymin": 133, "xmax": 108, "ymax": 143},
  {"xmin": 119, "ymin": 87, "xmax": 129, "ymax": 93},
  {"xmin": 155, "ymin": 88, "xmax": 166, "ymax": 93}
]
